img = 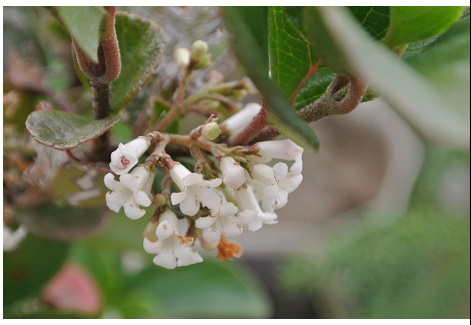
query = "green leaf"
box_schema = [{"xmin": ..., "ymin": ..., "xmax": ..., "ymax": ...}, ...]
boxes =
[
  {"xmin": 16, "ymin": 201, "xmax": 108, "ymax": 241},
  {"xmin": 111, "ymin": 11, "xmax": 164, "ymax": 112},
  {"xmin": 3, "ymin": 233, "xmax": 70, "ymax": 306},
  {"xmin": 383, "ymin": 6, "xmax": 465, "ymax": 48},
  {"xmin": 54, "ymin": 6, "xmax": 106, "ymax": 63},
  {"xmin": 347, "ymin": 6, "xmax": 390, "ymax": 40},
  {"xmin": 303, "ymin": 7, "xmax": 469, "ymax": 150},
  {"xmin": 222, "ymin": 7, "xmax": 319, "ymax": 152},
  {"xmin": 128, "ymin": 260, "xmax": 272, "ymax": 318},
  {"xmin": 25, "ymin": 110, "xmax": 121, "ymax": 150},
  {"xmin": 269, "ymin": 6, "xmax": 317, "ymax": 98},
  {"xmin": 302, "ymin": 8, "xmax": 353, "ymax": 76}
]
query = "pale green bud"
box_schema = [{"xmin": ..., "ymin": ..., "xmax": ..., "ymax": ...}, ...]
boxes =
[
  {"xmin": 191, "ymin": 40, "xmax": 208, "ymax": 61},
  {"xmin": 201, "ymin": 122, "xmax": 221, "ymax": 140},
  {"xmin": 152, "ymin": 194, "xmax": 167, "ymax": 207}
]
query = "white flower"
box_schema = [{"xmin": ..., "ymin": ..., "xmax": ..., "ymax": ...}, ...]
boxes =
[
  {"xmin": 143, "ymin": 210, "xmax": 203, "ymax": 269},
  {"xmin": 3, "ymin": 225, "xmax": 28, "ymax": 252},
  {"xmin": 235, "ymin": 185, "xmax": 278, "ymax": 231},
  {"xmin": 169, "ymin": 162, "xmax": 223, "ymax": 216},
  {"xmin": 219, "ymin": 156, "xmax": 246, "ymax": 189},
  {"xmin": 104, "ymin": 165, "xmax": 154, "ymax": 220},
  {"xmin": 195, "ymin": 199, "xmax": 242, "ymax": 243},
  {"xmin": 220, "ymin": 102, "xmax": 261, "ymax": 135},
  {"xmin": 249, "ymin": 161, "xmax": 303, "ymax": 211},
  {"xmin": 253, "ymin": 139, "xmax": 304, "ymax": 162},
  {"xmin": 110, "ymin": 136, "xmax": 151, "ymax": 175}
]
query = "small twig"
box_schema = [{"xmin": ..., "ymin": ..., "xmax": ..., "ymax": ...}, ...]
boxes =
[
  {"xmin": 152, "ymin": 66, "xmax": 194, "ymax": 132},
  {"xmin": 66, "ymin": 150, "xmax": 115, "ymax": 175}
]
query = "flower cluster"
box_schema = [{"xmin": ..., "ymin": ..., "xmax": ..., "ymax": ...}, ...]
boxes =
[{"xmin": 102, "ymin": 41, "xmax": 305, "ymax": 270}]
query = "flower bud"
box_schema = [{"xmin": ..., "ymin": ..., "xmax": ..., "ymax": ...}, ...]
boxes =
[
  {"xmin": 201, "ymin": 122, "xmax": 221, "ymax": 140},
  {"xmin": 254, "ymin": 139, "xmax": 304, "ymax": 162},
  {"xmin": 219, "ymin": 102, "xmax": 261, "ymax": 134},
  {"xmin": 152, "ymin": 194, "xmax": 167, "ymax": 207},
  {"xmin": 174, "ymin": 48, "xmax": 190, "ymax": 68},
  {"xmin": 191, "ymin": 40, "xmax": 208, "ymax": 61}
]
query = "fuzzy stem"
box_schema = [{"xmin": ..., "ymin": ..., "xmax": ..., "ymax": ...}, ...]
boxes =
[{"xmin": 249, "ymin": 75, "xmax": 368, "ymax": 144}]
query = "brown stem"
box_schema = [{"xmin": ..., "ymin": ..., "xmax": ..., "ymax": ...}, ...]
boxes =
[
  {"xmin": 73, "ymin": 7, "xmax": 120, "ymax": 162},
  {"xmin": 152, "ymin": 67, "xmax": 193, "ymax": 132},
  {"xmin": 87, "ymin": 81, "xmax": 112, "ymax": 161}
]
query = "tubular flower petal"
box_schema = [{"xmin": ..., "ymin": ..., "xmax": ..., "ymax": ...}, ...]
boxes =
[
  {"xmin": 169, "ymin": 162, "xmax": 223, "ymax": 216},
  {"xmin": 110, "ymin": 136, "xmax": 151, "ymax": 175},
  {"xmin": 143, "ymin": 211, "xmax": 203, "ymax": 269},
  {"xmin": 104, "ymin": 165, "xmax": 154, "ymax": 220},
  {"xmin": 254, "ymin": 139, "xmax": 304, "ymax": 162},
  {"xmin": 220, "ymin": 156, "xmax": 246, "ymax": 189},
  {"xmin": 220, "ymin": 102, "xmax": 261, "ymax": 135}
]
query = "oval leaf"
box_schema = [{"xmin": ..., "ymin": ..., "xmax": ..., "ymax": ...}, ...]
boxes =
[
  {"xmin": 111, "ymin": 11, "xmax": 165, "ymax": 112},
  {"xmin": 25, "ymin": 110, "xmax": 121, "ymax": 150},
  {"xmin": 383, "ymin": 6, "xmax": 465, "ymax": 47},
  {"xmin": 222, "ymin": 7, "xmax": 319, "ymax": 152},
  {"xmin": 54, "ymin": 6, "xmax": 106, "ymax": 63}
]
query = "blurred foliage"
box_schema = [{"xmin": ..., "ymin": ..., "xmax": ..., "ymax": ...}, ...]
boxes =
[{"xmin": 279, "ymin": 145, "xmax": 470, "ymax": 318}]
